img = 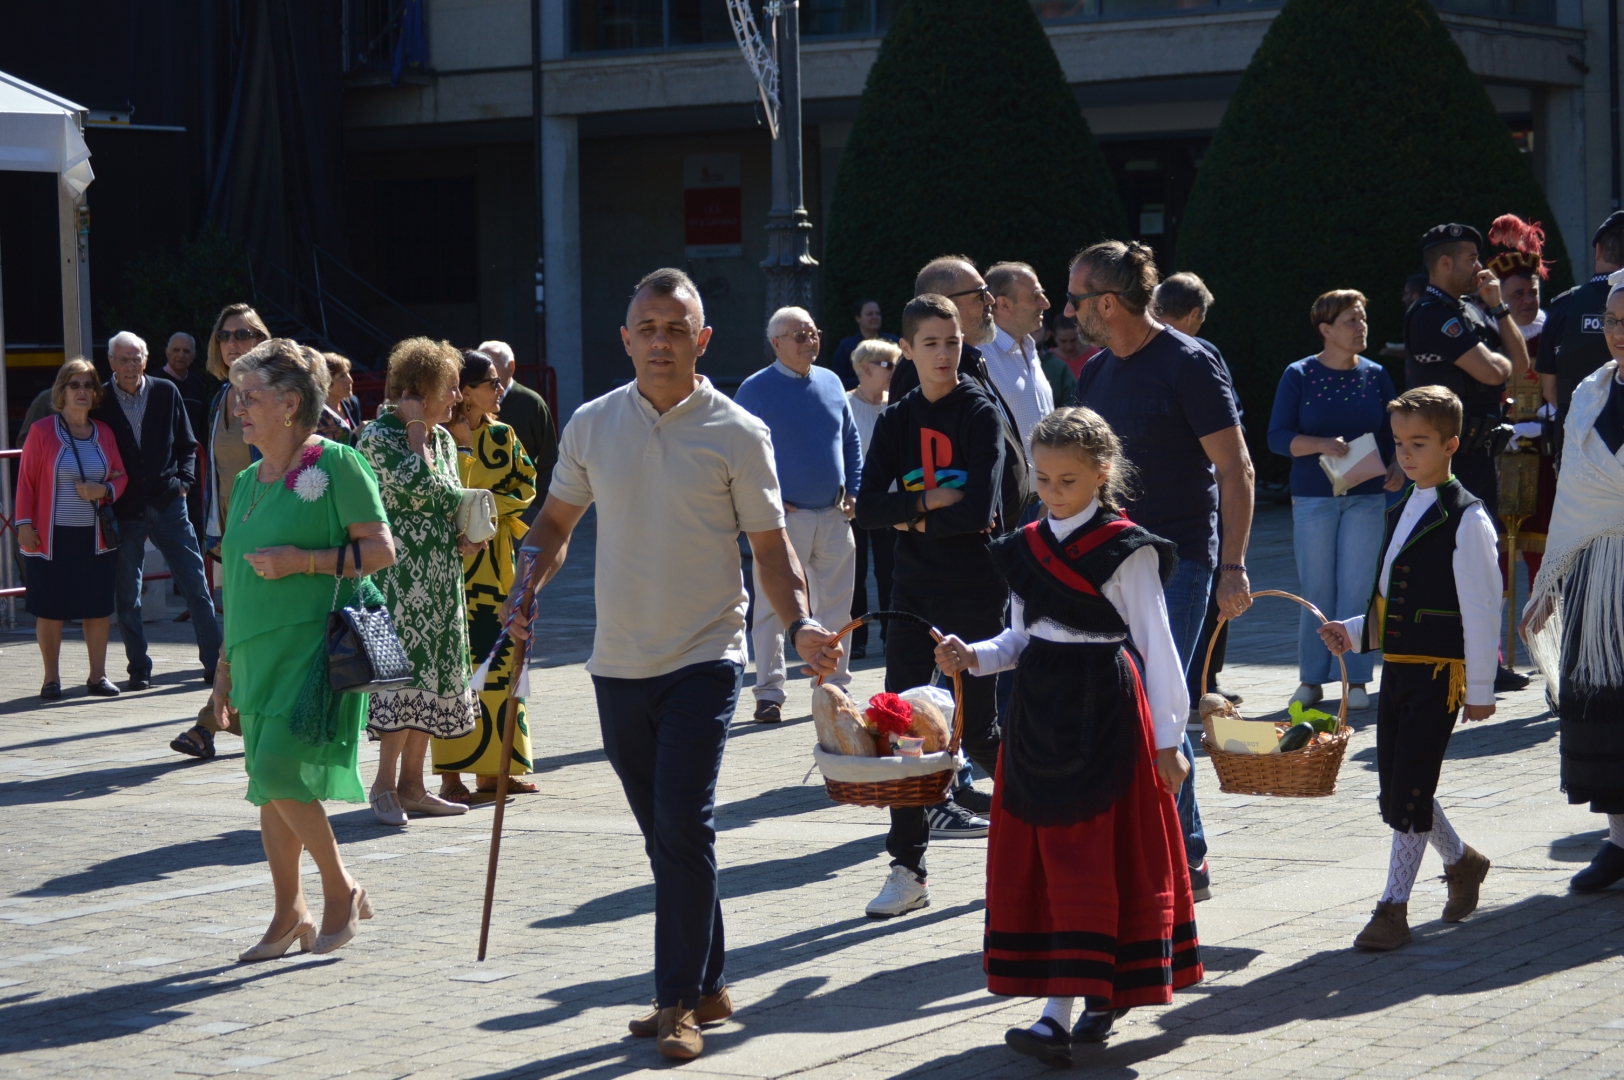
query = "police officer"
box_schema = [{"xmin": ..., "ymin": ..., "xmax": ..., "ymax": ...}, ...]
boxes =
[
  {"xmin": 1405, "ymin": 223, "xmax": 1528, "ymax": 518},
  {"xmin": 1535, "ymin": 211, "xmax": 1624, "ymax": 442}
]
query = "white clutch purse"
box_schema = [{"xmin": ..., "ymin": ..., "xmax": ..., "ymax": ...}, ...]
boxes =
[{"xmin": 455, "ymin": 488, "xmax": 498, "ymax": 544}]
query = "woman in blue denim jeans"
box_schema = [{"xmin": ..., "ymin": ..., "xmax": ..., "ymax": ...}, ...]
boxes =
[{"xmin": 1267, "ymin": 290, "xmax": 1405, "ymax": 711}]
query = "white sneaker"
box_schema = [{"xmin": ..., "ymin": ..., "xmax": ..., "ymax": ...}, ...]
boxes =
[
  {"xmin": 1347, "ymin": 686, "xmax": 1371, "ymax": 711},
  {"xmin": 1289, "ymin": 683, "xmax": 1323, "ymax": 709},
  {"xmin": 866, "ymin": 865, "xmax": 930, "ymax": 918}
]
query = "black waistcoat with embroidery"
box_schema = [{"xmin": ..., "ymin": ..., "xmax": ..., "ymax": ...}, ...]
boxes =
[
  {"xmin": 986, "ymin": 509, "xmax": 1177, "ymax": 826},
  {"xmin": 1360, "ymin": 478, "xmax": 1481, "ymax": 658}
]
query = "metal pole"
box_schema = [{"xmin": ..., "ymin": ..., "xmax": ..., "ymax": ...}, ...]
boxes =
[
  {"xmin": 0, "ymin": 224, "xmax": 14, "ymax": 628},
  {"xmin": 761, "ymin": 0, "xmax": 816, "ymax": 332},
  {"xmin": 532, "ymin": 0, "xmax": 548, "ymax": 375},
  {"xmin": 1611, "ymin": 0, "xmax": 1620, "ymax": 209},
  {"xmin": 59, "ymin": 190, "xmax": 92, "ymax": 363}
]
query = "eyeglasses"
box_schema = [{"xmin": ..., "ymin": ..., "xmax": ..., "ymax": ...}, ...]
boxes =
[
  {"xmin": 66, "ymin": 380, "xmax": 97, "ymax": 391},
  {"xmin": 778, "ymin": 329, "xmax": 821, "ymax": 343},
  {"xmin": 236, "ymin": 389, "xmax": 271, "ymax": 408},
  {"xmin": 216, "ymin": 328, "xmax": 265, "ymax": 343},
  {"xmin": 468, "ymin": 377, "xmax": 502, "ymax": 390},
  {"xmin": 871, "ymin": 360, "xmax": 895, "ymax": 370},
  {"xmin": 1066, "ymin": 289, "xmax": 1119, "ymax": 308},
  {"xmin": 1604, "ymin": 316, "xmax": 1624, "ymax": 333},
  {"xmin": 947, "ymin": 285, "xmax": 993, "ymax": 302}
]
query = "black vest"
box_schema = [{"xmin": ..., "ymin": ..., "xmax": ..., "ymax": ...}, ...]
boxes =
[
  {"xmin": 988, "ymin": 509, "xmax": 1177, "ymax": 633},
  {"xmin": 1549, "ymin": 276, "xmax": 1614, "ymax": 420},
  {"xmin": 1361, "ymin": 479, "xmax": 1482, "ymax": 659}
]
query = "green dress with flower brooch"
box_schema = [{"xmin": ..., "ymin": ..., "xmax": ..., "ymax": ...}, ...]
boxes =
[{"xmin": 222, "ymin": 439, "xmax": 389, "ymax": 805}]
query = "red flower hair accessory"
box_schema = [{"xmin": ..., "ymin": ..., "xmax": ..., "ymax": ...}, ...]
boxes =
[{"xmin": 864, "ymin": 692, "xmax": 913, "ymax": 737}]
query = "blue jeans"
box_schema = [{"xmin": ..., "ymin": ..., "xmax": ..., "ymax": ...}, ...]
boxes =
[
  {"xmin": 1163, "ymin": 558, "xmax": 1212, "ymax": 867},
  {"xmin": 1292, "ymin": 495, "xmax": 1385, "ymax": 686},
  {"xmin": 593, "ymin": 660, "xmax": 742, "ymax": 1008},
  {"xmin": 115, "ymin": 498, "xmax": 221, "ymax": 677}
]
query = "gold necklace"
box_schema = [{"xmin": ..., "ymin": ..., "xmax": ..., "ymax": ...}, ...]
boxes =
[{"xmin": 239, "ymin": 445, "xmax": 301, "ymax": 523}]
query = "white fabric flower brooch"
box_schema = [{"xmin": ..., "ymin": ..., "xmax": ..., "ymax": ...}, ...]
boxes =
[{"xmin": 286, "ymin": 444, "xmax": 329, "ymax": 502}]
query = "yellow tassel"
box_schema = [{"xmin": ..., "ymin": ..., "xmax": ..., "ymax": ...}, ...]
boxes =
[{"xmin": 1383, "ymin": 654, "xmax": 1467, "ymax": 713}]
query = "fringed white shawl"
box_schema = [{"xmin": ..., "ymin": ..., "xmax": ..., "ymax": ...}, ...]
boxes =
[{"xmin": 1523, "ymin": 360, "xmax": 1624, "ymax": 693}]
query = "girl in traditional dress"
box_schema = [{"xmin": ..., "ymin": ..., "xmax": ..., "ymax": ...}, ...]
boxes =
[
  {"xmin": 935, "ymin": 406, "xmax": 1202, "ymax": 1067},
  {"xmin": 1521, "ymin": 275, "xmax": 1624, "ymax": 892}
]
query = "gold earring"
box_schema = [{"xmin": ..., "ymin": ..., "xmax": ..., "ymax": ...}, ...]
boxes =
[{"xmin": 284, "ymin": 415, "xmax": 293, "ymax": 427}]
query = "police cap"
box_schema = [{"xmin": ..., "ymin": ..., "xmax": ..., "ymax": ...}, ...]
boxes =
[
  {"xmin": 1592, "ymin": 211, "xmax": 1624, "ymax": 246},
  {"xmin": 1421, "ymin": 223, "xmax": 1483, "ymax": 252}
]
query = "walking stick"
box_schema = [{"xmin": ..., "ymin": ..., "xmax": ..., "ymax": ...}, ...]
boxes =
[{"xmin": 478, "ymin": 556, "xmax": 540, "ymax": 961}]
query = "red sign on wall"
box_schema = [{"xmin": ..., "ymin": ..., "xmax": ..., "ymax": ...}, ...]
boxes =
[{"xmin": 684, "ymin": 153, "xmax": 743, "ymax": 258}]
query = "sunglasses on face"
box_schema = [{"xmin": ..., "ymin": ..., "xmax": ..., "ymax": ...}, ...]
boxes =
[
  {"xmin": 66, "ymin": 380, "xmax": 97, "ymax": 391},
  {"xmin": 217, "ymin": 328, "xmax": 265, "ymax": 343},
  {"xmin": 1065, "ymin": 289, "xmax": 1119, "ymax": 308},
  {"xmin": 866, "ymin": 360, "xmax": 895, "ymax": 370},
  {"xmin": 467, "ymin": 377, "xmax": 502, "ymax": 390},
  {"xmin": 779, "ymin": 329, "xmax": 821, "ymax": 343},
  {"xmin": 947, "ymin": 285, "xmax": 993, "ymax": 302}
]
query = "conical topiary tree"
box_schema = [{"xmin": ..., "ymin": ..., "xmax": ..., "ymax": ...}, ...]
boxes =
[
  {"xmin": 1177, "ymin": 0, "xmax": 1571, "ymax": 477},
  {"xmin": 822, "ymin": 0, "xmax": 1126, "ymax": 336}
]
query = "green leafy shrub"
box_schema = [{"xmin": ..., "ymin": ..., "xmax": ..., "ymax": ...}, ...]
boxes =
[{"xmin": 103, "ymin": 230, "xmax": 251, "ymax": 352}]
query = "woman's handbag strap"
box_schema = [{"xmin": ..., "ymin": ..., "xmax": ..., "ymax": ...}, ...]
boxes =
[{"xmin": 329, "ymin": 539, "xmax": 369, "ymax": 611}]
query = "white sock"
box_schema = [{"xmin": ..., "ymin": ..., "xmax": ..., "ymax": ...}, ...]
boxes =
[
  {"xmin": 1382, "ymin": 830, "xmax": 1428, "ymax": 902},
  {"xmin": 1609, "ymin": 814, "xmax": 1624, "ymax": 849},
  {"xmin": 1428, "ymin": 800, "xmax": 1466, "ymax": 865},
  {"xmin": 1033, "ymin": 996, "xmax": 1074, "ymax": 1032}
]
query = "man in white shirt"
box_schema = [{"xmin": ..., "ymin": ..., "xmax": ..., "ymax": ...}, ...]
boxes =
[
  {"xmin": 504, "ymin": 269, "xmax": 842, "ymax": 1061},
  {"xmin": 983, "ymin": 262, "xmax": 1057, "ymax": 491}
]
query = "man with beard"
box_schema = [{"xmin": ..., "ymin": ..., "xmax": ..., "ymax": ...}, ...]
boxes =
[{"xmin": 1067, "ymin": 240, "xmax": 1254, "ymax": 902}]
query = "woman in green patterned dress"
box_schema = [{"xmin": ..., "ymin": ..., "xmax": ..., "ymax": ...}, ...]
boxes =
[
  {"xmin": 211, "ymin": 339, "xmax": 396, "ymax": 960},
  {"xmin": 436, "ymin": 350, "xmax": 538, "ymax": 802},
  {"xmin": 355, "ymin": 338, "xmax": 483, "ymax": 826}
]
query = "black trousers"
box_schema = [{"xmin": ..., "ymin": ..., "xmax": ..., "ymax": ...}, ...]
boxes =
[
  {"xmin": 1376, "ymin": 660, "xmax": 1459, "ymax": 834},
  {"xmin": 850, "ymin": 525, "xmax": 896, "ymax": 649},
  {"xmin": 884, "ymin": 583, "xmax": 1005, "ymax": 876}
]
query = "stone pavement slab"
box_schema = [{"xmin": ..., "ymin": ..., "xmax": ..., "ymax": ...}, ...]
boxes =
[{"xmin": 3, "ymin": 500, "xmax": 1622, "ymax": 1079}]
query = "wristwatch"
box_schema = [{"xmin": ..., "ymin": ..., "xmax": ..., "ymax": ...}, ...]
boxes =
[
  {"xmin": 1486, "ymin": 303, "xmax": 1511, "ymax": 319},
  {"xmin": 1217, "ymin": 563, "xmax": 1248, "ymax": 574},
  {"xmin": 786, "ymin": 617, "xmax": 825, "ymax": 645}
]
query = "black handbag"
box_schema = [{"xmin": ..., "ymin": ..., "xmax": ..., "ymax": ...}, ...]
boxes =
[
  {"xmin": 62, "ymin": 417, "xmax": 121, "ymax": 546},
  {"xmin": 326, "ymin": 540, "xmax": 414, "ymax": 694}
]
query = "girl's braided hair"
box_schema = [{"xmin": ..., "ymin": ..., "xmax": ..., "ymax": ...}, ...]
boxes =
[{"xmin": 1029, "ymin": 406, "xmax": 1138, "ymax": 513}]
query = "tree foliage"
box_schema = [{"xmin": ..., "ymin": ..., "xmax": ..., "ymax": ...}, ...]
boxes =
[
  {"xmin": 1177, "ymin": 0, "xmax": 1570, "ymax": 475},
  {"xmin": 822, "ymin": 0, "xmax": 1126, "ymax": 333},
  {"xmin": 103, "ymin": 230, "xmax": 252, "ymax": 353}
]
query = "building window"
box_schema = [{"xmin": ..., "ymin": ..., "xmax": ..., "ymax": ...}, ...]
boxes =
[
  {"xmin": 375, "ymin": 177, "xmax": 479, "ymax": 305},
  {"xmin": 571, "ymin": 0, "xmax": 896, "ymax": 51}
]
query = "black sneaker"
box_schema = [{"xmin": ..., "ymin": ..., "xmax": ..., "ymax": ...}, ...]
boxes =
[
  {"xmin": 1189, "ymin": 860, "xmax": 1212, "ymax": 902},
  {"xmin": 1494, "ymin": 666, "xmax": 1531, "ymax": 692},
  {"xmin": 952, "ymin": 784, "xmax": 993, "ymax": 816},
  {"xmin": 925, "ymin": 800, "xmax": 990, "ymax": 838},
  {"xmin": 752, "ymin": 701, "xmax": 782, "ymax": 723}
]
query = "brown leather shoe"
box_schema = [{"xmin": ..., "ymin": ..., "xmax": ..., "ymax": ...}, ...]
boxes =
[
  {"xmin": 1442, "ymin": 846, "xmax": 1490, "ymax": 922},
  {"xmin": 628, "ymin": 987, "xmax": 733, "ymax": 1037},
  {"xmin": 1353, "ymin": 901, "xmax": 1411, "ymax": 951},
  {"xmin": 656, "ymin": 1003, "xmax": 703, "ymax": 1060}
]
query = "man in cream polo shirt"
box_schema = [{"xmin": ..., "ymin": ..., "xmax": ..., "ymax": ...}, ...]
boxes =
[{"xmin": 505, "ymin": 267, "xmax": 841, "ymax": 1062}]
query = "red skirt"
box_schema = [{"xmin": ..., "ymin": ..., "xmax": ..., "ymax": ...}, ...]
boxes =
[{"xmin": 983, "ymin": 651, "xmax": 1202, "ymax": 1006}]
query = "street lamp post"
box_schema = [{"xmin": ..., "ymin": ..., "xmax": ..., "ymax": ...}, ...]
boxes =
[{"xmin": 760, "ymin": 0, "xmax": 817, "ymax": 331}]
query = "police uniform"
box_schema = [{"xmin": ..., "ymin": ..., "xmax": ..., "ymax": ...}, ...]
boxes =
[
  {"xmin": 1536, "ymin": 272, "xmax": 1613, "ymax": 432},
  {"xmin": 1404, "ymin": 281, "xmax": 1506, "ymax": 517}
]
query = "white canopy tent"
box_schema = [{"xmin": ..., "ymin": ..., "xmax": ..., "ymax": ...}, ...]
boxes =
[{"xmin": 0, "ymin": 70, "xmax": 95, "ymax": 623}]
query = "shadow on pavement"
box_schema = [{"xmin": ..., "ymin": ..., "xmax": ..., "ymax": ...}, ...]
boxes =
[
  {"xmin": 22, "ymin": 830, "xmax": 266, "ymax": 896},
  {"xmin": 0, "ymin": 759, "xmax": 224, "ymax": 808},
  {"xmin": 715, "ymin": 784, "xmax": 838, "ymax": 830}
]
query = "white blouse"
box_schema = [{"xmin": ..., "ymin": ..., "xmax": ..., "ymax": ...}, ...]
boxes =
[{"xmin": 965, "ymin": 499, "xmax": 1191, "ymax": 749}]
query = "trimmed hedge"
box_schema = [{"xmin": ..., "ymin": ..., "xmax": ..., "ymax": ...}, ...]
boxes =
[
  {"xmin": 821, "ymin": 0, "xmax": 1126, "ymax": 336},
  {"xmin": 1176, "ymin": 0, "xmax": 1571, "ymax": 477}
]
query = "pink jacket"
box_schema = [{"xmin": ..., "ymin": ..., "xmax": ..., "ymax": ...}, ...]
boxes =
[{"xmin": 16, "ymin": 416, "xmax": 128, "ymax": 559}]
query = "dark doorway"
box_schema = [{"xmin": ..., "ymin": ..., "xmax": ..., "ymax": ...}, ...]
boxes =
[{"xmin": 1099, "ymin": 136, "xmax": 1210, "ymax": 272}]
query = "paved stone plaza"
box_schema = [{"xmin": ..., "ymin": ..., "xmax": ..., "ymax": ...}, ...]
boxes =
[{"xmin": 3, "ymin": 499, "xmax": 1623, "ymax": 1080}]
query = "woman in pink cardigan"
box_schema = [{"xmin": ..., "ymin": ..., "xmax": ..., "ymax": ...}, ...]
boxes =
[{"xmin": 16, "ymin": 359, "xmax": 129, "ymax": 699}]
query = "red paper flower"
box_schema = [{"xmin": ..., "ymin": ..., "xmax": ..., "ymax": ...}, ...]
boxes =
[{"xmin": 864, "ymin": 692, "xmax": 913, "ymax": 737}]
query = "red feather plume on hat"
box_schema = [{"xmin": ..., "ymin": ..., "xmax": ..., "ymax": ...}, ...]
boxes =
[{"xmin": 1486, "ymin": 214, "xmax": 1549, "ymax": 280}]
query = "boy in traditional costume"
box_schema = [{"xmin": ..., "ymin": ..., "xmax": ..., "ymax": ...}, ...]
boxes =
[
  {"xmin": 1320, "ymin": 386, "xmax": 1501, "ymax": 951},
  {"xmin": 935, "ymin": 406, "xmax": 1201, "ymax": 1067},
  {"xmin": 1520, "ymin": 275, "xmax": 1624, "ymax": 892}
]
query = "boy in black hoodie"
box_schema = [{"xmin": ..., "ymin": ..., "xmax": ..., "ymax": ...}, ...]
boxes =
[{"xmin": 855, "ymin": 293, "xmax": 1008, "ymax": 917}]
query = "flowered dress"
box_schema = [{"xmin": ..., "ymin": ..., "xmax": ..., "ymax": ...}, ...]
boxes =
[
  {"xmin": 355, "ymin": 413, "xmax": 478, "ymax": 738},
  {"xmin": 433, "ymin": 420, "xmax": 538, "ymax": 776}
]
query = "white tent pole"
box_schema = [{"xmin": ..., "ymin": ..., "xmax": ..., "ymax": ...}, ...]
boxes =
[
  {"xmin": 0, "ymin": 222, "xmax": 14, "ymax": 628},
  {"xmin": 59, "ymin": 187, "xmax": 90, "ymax": 363}
]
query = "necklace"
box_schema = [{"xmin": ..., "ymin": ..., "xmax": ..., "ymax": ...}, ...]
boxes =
[{"xmin": 239, "ymin": 443, "xmax": 303, "ymax": 523}]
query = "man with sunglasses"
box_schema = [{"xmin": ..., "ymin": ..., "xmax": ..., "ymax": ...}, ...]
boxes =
[
  {"xmin": 93, "ymin": 330, "xmax": 221, "ymax": 690},
  {"xmin": 734, "ymin": 307, "xmax": 864, "ymax": 722}
]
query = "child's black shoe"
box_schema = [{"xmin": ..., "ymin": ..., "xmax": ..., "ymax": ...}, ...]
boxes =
[
  {"xmin": 1071, "ymin": 1007, "xmax": 1127, "ymax": 1044},
  {"xmin": 1005, "ymin": 1016, "xmax": 1071, "ymax": 1068},
  {"xmin": 1572, "ymin": 841, "xmax": 1624, "ymax": 893}
]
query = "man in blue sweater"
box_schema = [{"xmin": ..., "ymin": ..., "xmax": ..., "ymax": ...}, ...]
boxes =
[{"xmin": 735, "ymin": 307, "xmax": 864, "ymax": 722}]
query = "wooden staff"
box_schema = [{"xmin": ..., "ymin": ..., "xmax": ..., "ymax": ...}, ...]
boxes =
[{"xmin": 477, "ymin": 571, "xmax": 539, "ymax": 961}]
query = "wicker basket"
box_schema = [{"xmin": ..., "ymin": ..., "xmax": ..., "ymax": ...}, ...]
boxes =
[
  {"xmin": 814, "ymin": 611, "xmax": 964, "ymax": 808},
  {"xmin": 1199, "ymin": 590, "xmax": 1352, "ymax": 798}
]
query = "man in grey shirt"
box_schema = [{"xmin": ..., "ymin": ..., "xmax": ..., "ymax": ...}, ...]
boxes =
[{"xmin": 506, "ymin": 268, "xmax": 841, "ymax": 1063}]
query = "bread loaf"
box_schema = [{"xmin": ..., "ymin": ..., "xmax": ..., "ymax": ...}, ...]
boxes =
[
  {"xmin": 902, "ymin": 695, "xmax": 950, "ymax": 753},
  {"xmin": 1198, "ymin": 693, "xmax": 1240, "ymax": 721},
  {"xmin": 812, "ymin": 684, "xmax": 877, "ymax": 756},
  {"xmin": 834, "ymin": 714, "xmax": 877, "ymax": 757}
]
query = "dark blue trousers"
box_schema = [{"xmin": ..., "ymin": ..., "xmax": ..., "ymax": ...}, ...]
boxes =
[{"xmin": 593, "ymin": 659, "xmax": 742, "ymax": 1008}]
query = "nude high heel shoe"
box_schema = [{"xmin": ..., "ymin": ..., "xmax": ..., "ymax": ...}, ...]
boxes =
[
  {"xmin": 312, "ymin": 886, "xmax": 373, "ymax": 955},
  {"xmin": 237, "ymin": 918, "xmax": 316, "ymax": 963}
]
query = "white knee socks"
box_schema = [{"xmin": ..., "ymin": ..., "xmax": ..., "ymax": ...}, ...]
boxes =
[
  {"xmin": 1609, "ymin": 814, "xmax": 1624, "ymax": 849},
  {"xmin": 1427, "ymin": 800, "xmax": 1466, "ymax": 864},
  {"xmin": 1382, "ymin": 830, "xmax": 1428, "ymax": 902},
  {"xmin": 1031, "ymin": 996, "xmax": 1073, "ymax": 1034}
]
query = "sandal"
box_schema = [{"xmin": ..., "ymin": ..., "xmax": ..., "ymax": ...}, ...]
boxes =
[
  {"xmin": 476, "ymin": 777, "xmax": 540, "ymax": 795},
  {"xmin": 170, "ymin": 726, "xmax": 216, "ymax": 760},
  {"xmin": 438, "ymin": 778, "xmax": 473, "ymax": 805}
]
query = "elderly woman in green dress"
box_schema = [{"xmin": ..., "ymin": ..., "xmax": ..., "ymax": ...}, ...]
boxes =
[
  {"xmin": 356, "ymin": 337, "xmax": 483, "ymax": 826},
  {"xmin": 211, "ymin": 339, "xmax": 396, "ymax": 961}
]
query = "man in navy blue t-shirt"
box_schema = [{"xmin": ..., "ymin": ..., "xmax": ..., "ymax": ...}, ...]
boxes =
[{"xmin": 1068, "ymin": 241, "xmax": 1254, "ymax": 900}]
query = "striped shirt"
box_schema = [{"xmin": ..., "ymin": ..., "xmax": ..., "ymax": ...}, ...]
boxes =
[{"xmin": 53, "ymin": 422, "xmax": 109, "ymax": 527}]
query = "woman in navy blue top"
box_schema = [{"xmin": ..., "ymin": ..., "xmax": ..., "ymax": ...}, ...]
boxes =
[{"xmin": 1267, "ymin": 290, "xmax": 1403, "ymax": 711}]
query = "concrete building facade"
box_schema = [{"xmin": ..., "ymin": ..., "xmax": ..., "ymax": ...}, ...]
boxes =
[{"xmin": 339, "ymin": 0, "xmax": 1620, "ymax": 419}]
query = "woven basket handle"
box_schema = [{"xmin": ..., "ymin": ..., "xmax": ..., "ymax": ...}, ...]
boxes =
[
  {"xmin": 1201, "ymin": 589, "xmax": 1349, "ymax": 730},
  {"xmin": 816, "ymin": 611, "xmax": 965, "ymax": 757}
]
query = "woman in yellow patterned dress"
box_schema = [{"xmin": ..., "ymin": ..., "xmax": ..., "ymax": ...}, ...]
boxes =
[{"xmin": 436, "ymin": 350, "xmax": 539, "ymax": 802}]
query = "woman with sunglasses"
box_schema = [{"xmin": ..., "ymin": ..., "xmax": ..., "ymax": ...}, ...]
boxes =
[
  {"xmin": 434, "ymin": 350, "xmax": 539, "ymax": 803},
  {"xmin": 15, "ymin": 359, "xmax": 129, "ymax": 699},
  {"xmin": 845, "ymin": 339, "xmax": 899, "ymax": 659}
]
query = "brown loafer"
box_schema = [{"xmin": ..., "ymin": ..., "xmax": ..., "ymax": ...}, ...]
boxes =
[
  {"xmin": 629, "ymin": 987, "xmax": 732, "ymax": 1037},
  {"xmin": 1354, "ymin": 901, "xmax": 1411, "ymax": 951},
  {"xmin": 1441, "ymin": 846, "xmax": 1490, "ymax": 922},
  {"xmin": 656, "ymin": 1002, "xmax": 703, "ymax": 1060}
]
